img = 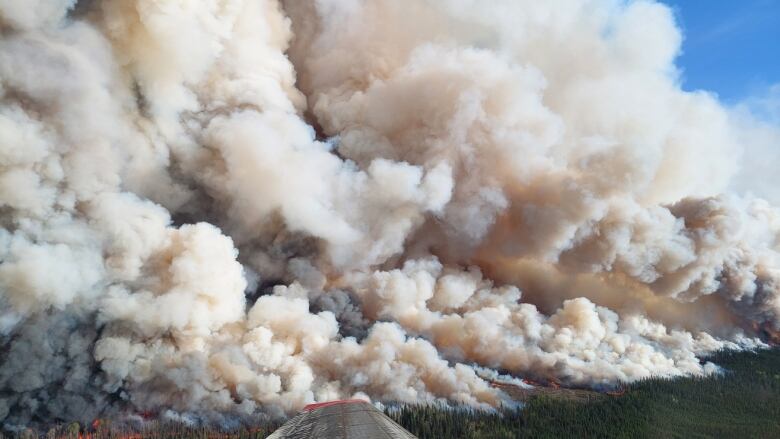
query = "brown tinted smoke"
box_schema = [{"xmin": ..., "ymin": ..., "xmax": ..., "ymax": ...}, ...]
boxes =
[{"xmin": 0, "ymin": 0, "xmax": 779, "ymax": 429}]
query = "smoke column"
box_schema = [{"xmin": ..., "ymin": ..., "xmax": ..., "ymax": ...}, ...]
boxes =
[{"xmin": 1, "ymin": 0, "xmax": 779, "ymax": 428}]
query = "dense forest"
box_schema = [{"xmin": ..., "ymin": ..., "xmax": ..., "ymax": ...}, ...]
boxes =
[
  {"xmin": 3, "ymin": 348, "xmax": 778, "ymax": 438},
  {"xmin": 388, "ymin": 348, "xmax": 780, "ymax": 438}
]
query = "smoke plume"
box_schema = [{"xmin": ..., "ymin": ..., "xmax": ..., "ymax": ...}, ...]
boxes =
[{"xmin": 1, "ymin": 0, "xmax": 779, "ymax": 428}]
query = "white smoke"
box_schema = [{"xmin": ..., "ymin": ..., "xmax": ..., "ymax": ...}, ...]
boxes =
[{"xmin": 0, "ymin": 0, "xmax": 778, "ymax": 428}]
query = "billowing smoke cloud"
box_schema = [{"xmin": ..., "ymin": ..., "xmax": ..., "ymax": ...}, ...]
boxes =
[{"xmin": 1, "ymin": 0, "xmax": 779, "ymax": 429}]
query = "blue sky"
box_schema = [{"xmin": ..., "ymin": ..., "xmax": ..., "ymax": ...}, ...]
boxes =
[{"xmin": 660, "ymin": 0, "xmax": 780, "ymax": 104}]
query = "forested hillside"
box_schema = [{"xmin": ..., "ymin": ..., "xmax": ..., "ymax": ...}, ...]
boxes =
[{"xmin": 4, "ymin": 349, "xmax": 777, "ymax": 438}]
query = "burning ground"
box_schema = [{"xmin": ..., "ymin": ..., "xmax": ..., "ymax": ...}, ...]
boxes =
[{"xmin": 1, "ymin": 0, "xmax": 780, "ymax": 431}]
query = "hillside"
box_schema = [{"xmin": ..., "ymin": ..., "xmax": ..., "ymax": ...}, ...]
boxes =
[{"xmin": 3, "ymin": 349, "xmax": 777, "ymax": 438}]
